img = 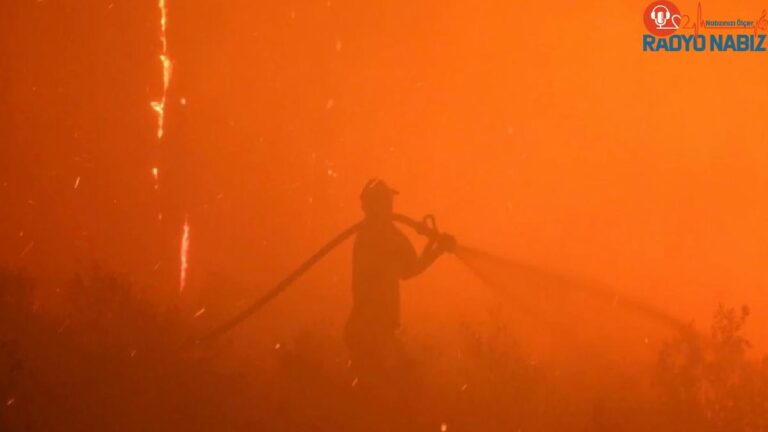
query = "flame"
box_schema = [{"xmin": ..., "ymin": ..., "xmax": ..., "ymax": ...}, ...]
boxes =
[
  {"xmin": 158, "ymin": 0, "xmax": 168, "ymax": 52},
  {"xmin": 179, "ymin": 215, "xmax": 190, "ymax": 292},
  {"xmin": 150, "ymin": 0, "xmax": 171, "ymax": 188},
  {"xmin": 150, "ymin": 54, "xmax": 172, "ymax": 139}
]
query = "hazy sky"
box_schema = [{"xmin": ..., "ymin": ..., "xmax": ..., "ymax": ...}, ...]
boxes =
[{"xmin": 2, "ymin": 0, "xmax": 767, "ymax": 350}]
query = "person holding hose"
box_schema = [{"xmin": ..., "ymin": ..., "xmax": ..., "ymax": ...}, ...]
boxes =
[{"xmin": 345, "ymin": 179, "xmax": 455, "ymax": 388}]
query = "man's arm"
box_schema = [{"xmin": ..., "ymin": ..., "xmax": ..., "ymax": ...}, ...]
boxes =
[{"xmin": 400, "ymin": 236, "xmax": 444, "ymax": 280}]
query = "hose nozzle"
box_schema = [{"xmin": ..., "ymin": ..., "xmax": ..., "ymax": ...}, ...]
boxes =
[{"xmin": 392, "ymin": 213, "xmax": 458, "ymax": 254}]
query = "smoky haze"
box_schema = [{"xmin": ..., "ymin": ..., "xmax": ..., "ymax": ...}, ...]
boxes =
[{"xmin": 1, "ymin": 1, "xmax": 768, "ymax": 430}]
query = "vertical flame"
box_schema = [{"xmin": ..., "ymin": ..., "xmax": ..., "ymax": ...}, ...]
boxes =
[
  {"xmin": 158, "ymin": 0, "xmax": 168, "ymax": 51},
  {"xmin": 179, "ymin": 215, "xmax": 190, "ymax": 292},
  {"xmin": 150, "ymin": 0, "xmax": 172, "ymax": 141}
]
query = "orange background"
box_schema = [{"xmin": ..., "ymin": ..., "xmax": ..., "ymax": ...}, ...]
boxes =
[{"xmin": 1, "ymin": 1, "xmax": 767, "ymax": 350}]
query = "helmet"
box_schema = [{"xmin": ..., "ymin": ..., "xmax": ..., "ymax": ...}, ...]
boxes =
[{"xmin": 360, "ymin": 179, "xmax": 398, "ymax": 216}]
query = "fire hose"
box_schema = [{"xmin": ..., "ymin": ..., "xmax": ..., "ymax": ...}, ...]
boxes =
[
  {"xmin": 194, "ymin": 213, "xmax": 454, "ymax": 344},
  {"xmin": 191, "ymin": 213, "xmax": 686, "ymax": 347}
]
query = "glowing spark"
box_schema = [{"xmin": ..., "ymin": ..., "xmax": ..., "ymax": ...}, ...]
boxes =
[
  {"xmin": 326, "ymin": 98, "xmax": 334, "ymax": 109},
  {"xmin": 6, "ymin": 398, "xmax": 15, "ymax": 406},
  {"xmin": 179, "ymin": 215, "xmax": 190, "ymax": 292},
  {"xmin": 274, "ymin": 343, "xmax": 281, "ymax": 350},
  {"xmin": 73, "ymin": 176, "xmax": 80, "ymax": 189},
  {"xmin": 57, "ymin": 320, "xmax": 69, "ymax": 333},
  {"xmin": 193, "ymin": 307, "xmax": 206, "ymax": 318},
  {"xmin": 20, "ymin": 242, "xmax": 33, "ymax": 257},
  {"xmin": 152, "ymin": 167, "xmax": 159, "ymax": 189},
  {"xmin": 440, "ymin": 422, "xmax": 448, "ymax": 432},
  {"xmin": 351, "ymin": 377, "xmax": 358, "ymax": 387}
]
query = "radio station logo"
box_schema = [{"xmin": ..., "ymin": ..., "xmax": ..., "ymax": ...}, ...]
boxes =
[
  {"xmin": 643, "ymin": 1, "xmax": 768, "ymax": 52},
  {"xmin": 644, "ymin": 1, "xmax": 682, "ymax": 36}
]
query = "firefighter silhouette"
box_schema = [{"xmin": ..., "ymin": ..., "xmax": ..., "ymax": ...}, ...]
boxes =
[{"xmin": 345, "ymin": 179, "xmax": 451, "ymax": 386}]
